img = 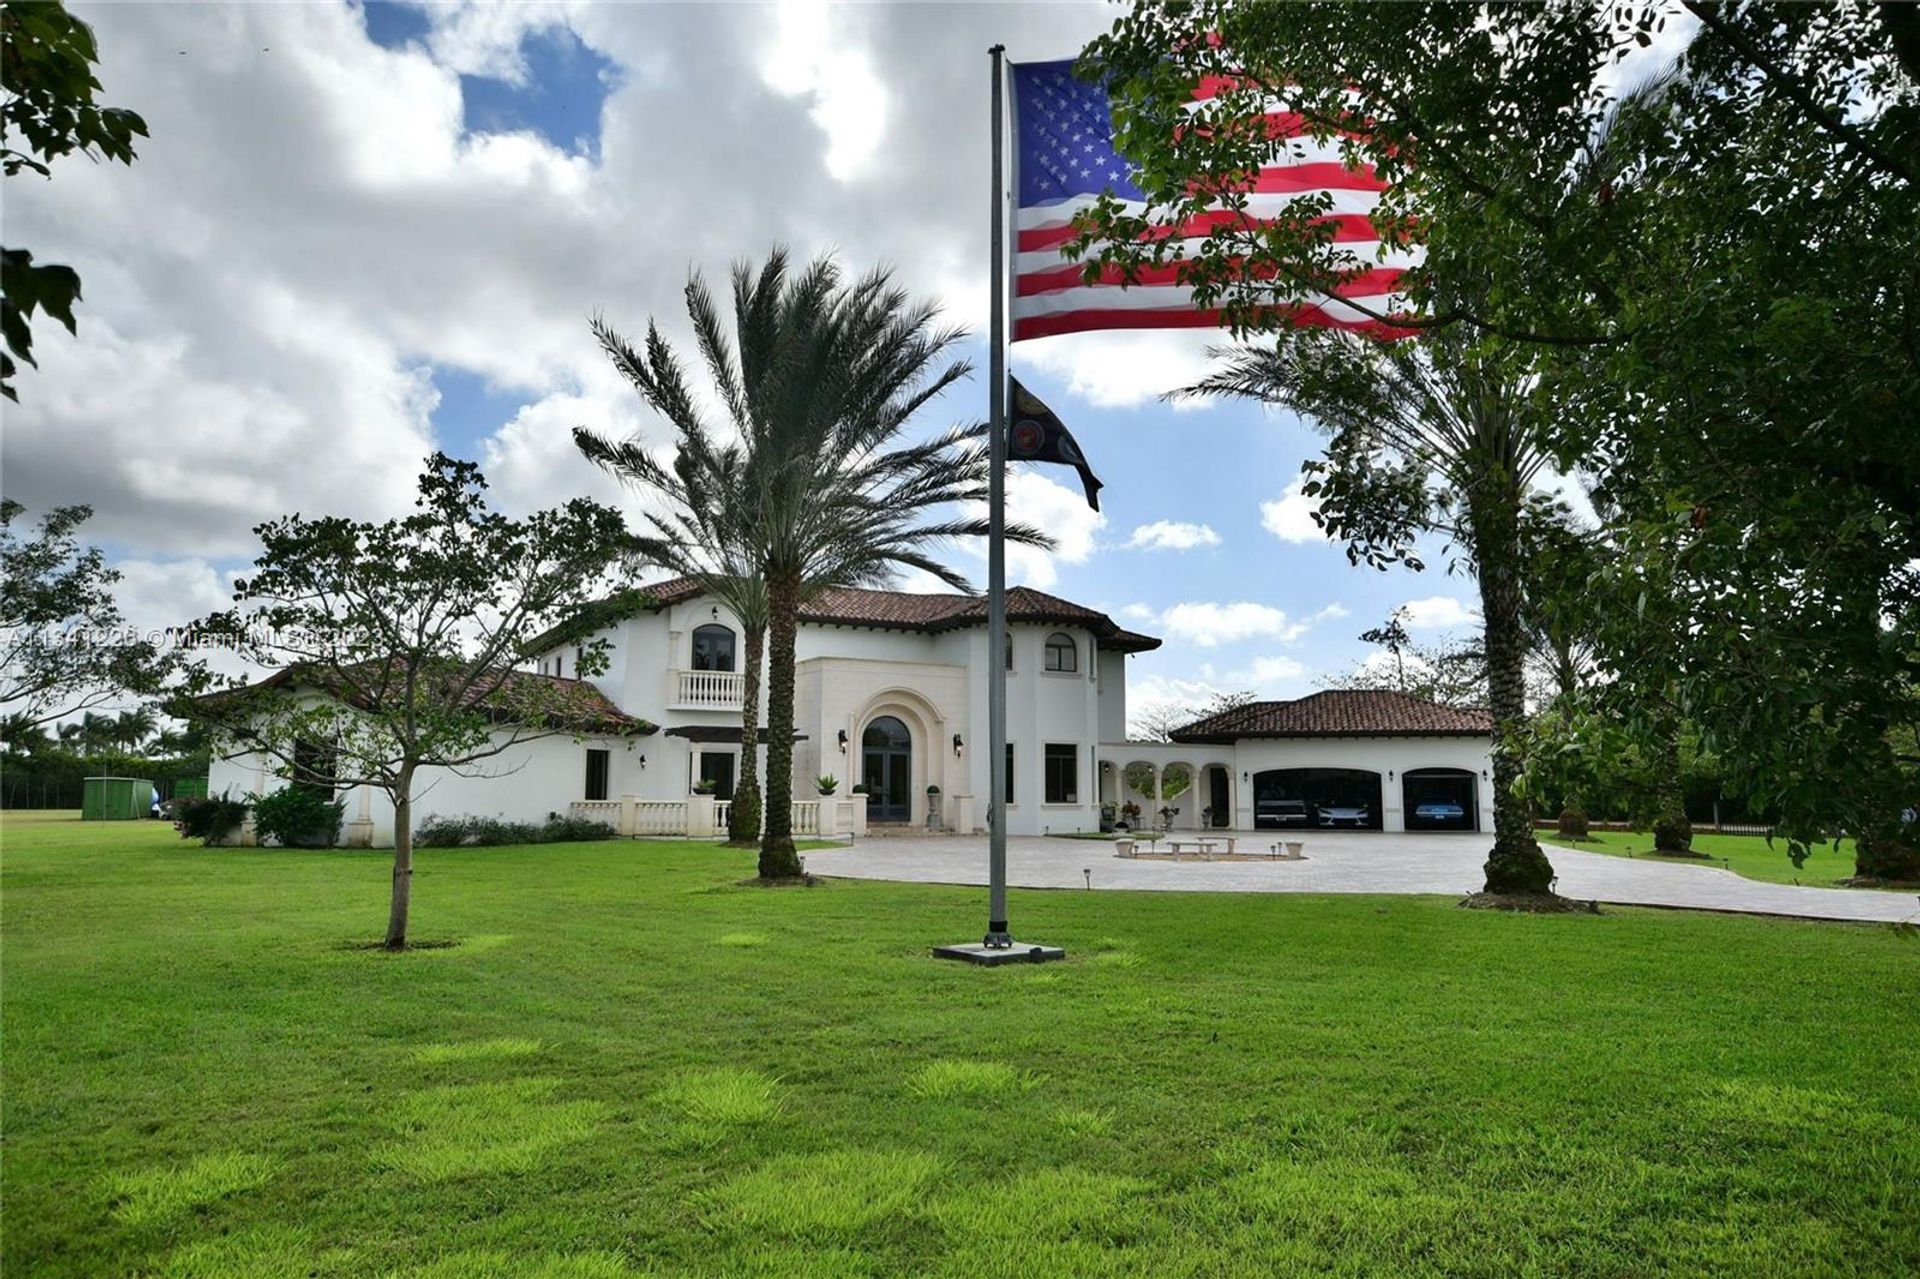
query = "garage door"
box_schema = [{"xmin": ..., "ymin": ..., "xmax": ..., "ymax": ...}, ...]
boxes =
[
  {"xmin": 1402, "ymin": 768, "xmax": 1478, "ymax": 831},
  {"xmin": 1252, "ymin": 768, "xmax": 1383, "ymax": 830}
]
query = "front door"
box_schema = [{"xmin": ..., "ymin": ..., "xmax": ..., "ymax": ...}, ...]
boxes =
[
  {"xmin": 1209, "ymin": 767, "xmax": 1230, "ymax": 827},
  {"xmin": 861, "ymin": 716, "xmax": 912, "ymax": 823}
]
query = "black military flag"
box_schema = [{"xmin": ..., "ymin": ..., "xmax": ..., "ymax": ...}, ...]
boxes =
[{"xmin": 1007, "ymin": 376, "xmax": 1103, "ymax": 511}]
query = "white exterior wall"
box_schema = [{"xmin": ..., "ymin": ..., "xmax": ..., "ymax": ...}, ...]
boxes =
[
  {"xmin": 1100, "ymin": 735, "xmax": 1494, "ymax": 832},
  {"xmin": 207, "ymin": 729, "xmax": 641, "ymax": 848}
]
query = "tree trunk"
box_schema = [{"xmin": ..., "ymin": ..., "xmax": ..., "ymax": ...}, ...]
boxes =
[
  {"xmin": 758, "ymin": 577, "xmax": 804, "ymax": 879},
  {"xmin": 1650, "ymin": 715, "xmax": 1693, "ymax": 853},
  {"xmin": 1855, "ymin": 821, "xmax": 1920, "ymax": 881},
  {"xmin": 728, "ymin": 624, "xmax": 765, "ymax": 845},
  {"xmin": 384, "ymin": 765, "xmax": 416, "ymax": 950},
  {"xmin": 1471, "ymin": 477, "xmax": 1557, "ymax": 896}
]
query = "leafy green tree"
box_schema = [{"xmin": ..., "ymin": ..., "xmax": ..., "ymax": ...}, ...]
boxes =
[
  {"xmin": 187, "ymin": 455, "xmax": 638, "ymax": 949},
  {"xmin": 2, "ymin": 501, "xmax": 182, "ymax": 729},
  {"xmin": 577, "ymin": 249, "xmax": 1048, "ymax": 879},
  {"xmin": 1, "ymin": 1, "xmax": 148, "ymax": 402},
  {"xmin": 1076, "ymin": 0, "xmax": 1920, "ymax": 881}
]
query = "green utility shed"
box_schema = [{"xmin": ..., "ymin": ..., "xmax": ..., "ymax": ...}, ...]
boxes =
[
  {"xmin": 82, "ymin": 776, "xmax": 152, "ymax": 821},
  {"xmin": 174, "ymin": 776, "xmax": 209, "ymax": 801}
]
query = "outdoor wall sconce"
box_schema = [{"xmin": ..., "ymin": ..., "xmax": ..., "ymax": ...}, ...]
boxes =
[
  {"xmin": 1482, "ymin": 768, "xmax": 1490, "ymax": 779},
  {"xmin": 1388, "ymin": 770, "xmax": 1395, "ymax": 781},
  {"xmin": 1242, "ymin": 771, "xmax": 1249, "ymax": 782},
  {"xmin": 837, "ymin": 729, "xmax": 848, "ymax": 752},
  {"xmin": 711, "ymin": 606, "xmax": 720, "ymax": 619},
  {"xmin": 638, "ymin": 755, "xmax": 647, "ymax": 768},
  {"xmin": 953, "ymin": 733, "xmax": 965, "ymax": 756}
]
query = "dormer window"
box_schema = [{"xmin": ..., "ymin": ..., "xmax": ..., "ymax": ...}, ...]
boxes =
[
  {"xmin": 1044, "ymin": 631, "xmax": 1078, "ymax": 673},
  {"xmin": 692, "ymin": 623, "xmax": 736, "ymax": 672}
]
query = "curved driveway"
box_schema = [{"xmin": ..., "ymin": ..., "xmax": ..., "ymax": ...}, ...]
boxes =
[{"xmin": 802, "ymin": 832, "xmax": 1920, "ymax": 924}]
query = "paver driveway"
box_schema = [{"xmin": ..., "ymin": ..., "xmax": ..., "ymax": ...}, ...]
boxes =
[{"xmin": 802, "ymin": 831, "xmax": 1920, "ymax": 924}]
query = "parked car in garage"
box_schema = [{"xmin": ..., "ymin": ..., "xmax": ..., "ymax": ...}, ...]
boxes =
[
  {"xmin": 1414, "ymin": 801, "xmax": 1466, "ymax": 824},
  {"xmin": 1255, "ymin": 797, "xmax": 1309, "ymax": 828},
  {"xmin": 1317, "ymin": 804, "xmax": 1371, "ymax": 828}
]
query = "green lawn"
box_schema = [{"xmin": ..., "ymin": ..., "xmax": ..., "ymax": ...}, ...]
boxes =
[
  {"xmin": 1541, "ymin": 829, "xmax": 1873, "ymax": 890},
  {"xmin": 5, "ymin": 816, "xmax": 1918, "ymax": 1278}
]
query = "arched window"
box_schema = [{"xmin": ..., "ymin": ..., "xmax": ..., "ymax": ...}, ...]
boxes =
[
  {"xmin": 1044, "ymin": 631, "xmax": 1078, "ymax": 673},
  {"xmin": 691, "ymin": 623, "xmax": 736, "ymax": 672}
]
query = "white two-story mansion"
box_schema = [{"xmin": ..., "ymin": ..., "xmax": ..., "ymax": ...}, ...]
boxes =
[{"xmin": 208, "ymin": 577, "xmax": 1495, "ymax": 844}]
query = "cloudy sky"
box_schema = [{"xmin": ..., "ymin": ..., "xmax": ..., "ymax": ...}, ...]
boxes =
[{"xmin": 6, "ymin": 0, "xmax": 1489, "ymax": 726}]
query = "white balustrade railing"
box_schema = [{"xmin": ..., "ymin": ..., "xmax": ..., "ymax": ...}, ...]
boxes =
[
  {"xmin": 568, "ymin": 796, "xmax": 860, "ymax": 838},
  {"xmin": 568, "ymin": 800, "xmax": 622, "ymax": 830},
  {"xmin": 672, "ymin": 669, "xmax": 745, "ymax": 708},
  {"xmin": 632, "ymin": 800, "xmax": 689, "ymax": 836}
]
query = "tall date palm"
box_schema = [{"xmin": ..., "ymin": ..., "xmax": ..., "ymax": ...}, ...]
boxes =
[
  {"xmin": 1189, "ymin": 329, "xmax": 1559, "ymax": 897},
  {"xmin": 579, "ymin": 249, "xmax": 1049, "ymax": 879}
]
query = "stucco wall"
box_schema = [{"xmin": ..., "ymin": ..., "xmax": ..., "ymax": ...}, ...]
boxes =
[{"xmin": 207, "ymin": 729, "xmax": 642, "ymax": 848}]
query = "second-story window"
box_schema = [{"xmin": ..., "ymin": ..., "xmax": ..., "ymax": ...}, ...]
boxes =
[
  {"xmin": 691, "ymin": 623, "xmax": 736, "ymax": 672},
  {"xmin": 1044, "ymin": 631, "xmax": 1078, "ymax": 673}
]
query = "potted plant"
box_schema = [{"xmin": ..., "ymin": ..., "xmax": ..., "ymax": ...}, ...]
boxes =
[
  {"xmin": 816, "ymin": 774, "xmax": 839, "ymax": 797},
  {"xmin": 692, "ymin": 779, "xmax": 717, "ymax": 796},
  {"xmin": 925, "ymin": 783, "xmax": 942, "ymax": 828},
  {"xmin": 1119, "ymin": 800, "xmax": 1141, "ymax": 830},
  {"xmin": 851, "ymin": 783, "xmax": 869, "ymax": 799}
]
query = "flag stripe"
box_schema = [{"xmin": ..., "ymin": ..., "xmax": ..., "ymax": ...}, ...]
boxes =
[
  {"xmin": 1009, "ymin": 58, "xmax": 1411, "ymax": 344},
  {"xmin": 1016, "ymin": 261, "xmax": 1409, "ymax": 299},
  {"xmin": 1013, "ymin": 303, "xmax": 1413, "ymax": 342},
  {"xmin": 1016, "ymin": 210, "xmax": 1386, "ymax": 254}
]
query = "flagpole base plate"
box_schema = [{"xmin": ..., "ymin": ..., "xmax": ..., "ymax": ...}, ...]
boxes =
[{"xmin": 933, "ymin": 941, "xmax": 1066, "ymax": 967}]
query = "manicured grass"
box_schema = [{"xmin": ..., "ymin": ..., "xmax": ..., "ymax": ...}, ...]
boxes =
[
  {"xmin": 5, "ymin": 816, "xmax": 1918, "ymax": 1277},
  {"xmin": 1542, "ymin": 829, "xmax": 1874, "ymax": 889}
]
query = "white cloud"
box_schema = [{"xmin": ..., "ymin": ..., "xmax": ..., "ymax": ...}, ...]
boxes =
[
  {"xmin": 760, "ymin": 1, "xmax": 890, "ymax": 181},
  {"xmin": 1401, "ymin": 595, "xmax": 1479, "ymax": 629},
  {"xmin": 1125, "ymin": 520, "xmax": 1221, "ymax": 551},
  {"xmin": 3, "ymin": 1, "xmax": 1122, "ymax": 574},
  {"xmin": 1124, "ymin": 598, "xmax": 1349, "ymax": 648},
  {"xmin": 1005, "ymin": 471, "xmax": 1104, "ymax": 590},
  {"xmin": 1260, "ymin": 478, "xmax": 1328, "ymax": 543},
  {"xmin": 1013, "ymin": 330, "xmax": 1222, "ymax": 410},
  {"xmin": 1151, "ymin": 601, "xmax": 1304, "ymax": 648}
]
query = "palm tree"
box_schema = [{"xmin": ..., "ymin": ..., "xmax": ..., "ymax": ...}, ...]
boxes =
[
  {"xmin": 578, "ymin": 249, "xmax": 1049, "ymax": 879},
  {"xmin": 1187, "ymin": 329, "xmax": 1559, "ymax": 896},
  {"xmin": 113, "ymin": 707, "xmax": 157, "ymax": 753}
]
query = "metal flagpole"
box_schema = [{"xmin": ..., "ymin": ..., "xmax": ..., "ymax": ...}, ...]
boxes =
[
  {"xmin": 984, "ymin": 43, "xmax": 1012, "ymax": 950},
  {"xmin": 934, "ymin": 45, "xmax": 1063, "ymax": 967}
]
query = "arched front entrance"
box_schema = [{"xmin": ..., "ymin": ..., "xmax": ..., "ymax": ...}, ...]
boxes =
[{"xmin": 862, "ymin": 715, "xmax": 912, "ymax": 823}]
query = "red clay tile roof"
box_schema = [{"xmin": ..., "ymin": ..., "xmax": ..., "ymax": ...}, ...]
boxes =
[
  {"xmin": 195, "ymin": 664, "xmax": 654, "ymax": 736},
  {"xmin": 625, "ymin": 578, "xmax": 1161, "ymax": 653},
  {"xmin": 1169, "ymin": 690, "xmax": 1491, "ymax": 741}
]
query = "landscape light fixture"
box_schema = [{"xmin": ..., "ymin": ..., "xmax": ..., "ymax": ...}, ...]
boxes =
[{"xmin": 953, "ymin": 733, "xmax": 965, "ymax": 756}]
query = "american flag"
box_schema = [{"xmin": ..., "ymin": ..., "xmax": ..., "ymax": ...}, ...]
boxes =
[{"xmin": 1008, "ymin": 59, "xmax": 1415, "ymax": 343}]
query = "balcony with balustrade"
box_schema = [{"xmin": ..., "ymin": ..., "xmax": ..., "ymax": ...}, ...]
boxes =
[{"xmin": 669, "ymin": 668, "xmax": 746, "ymax": 710}]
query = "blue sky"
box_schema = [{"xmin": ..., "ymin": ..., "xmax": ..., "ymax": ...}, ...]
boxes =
[{"xmin": 9, "ymin": 1, "xmax": 1487, "ymax": 726}]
